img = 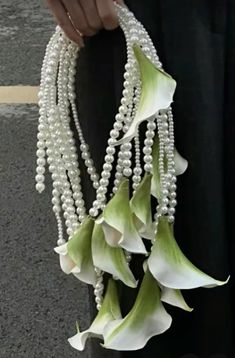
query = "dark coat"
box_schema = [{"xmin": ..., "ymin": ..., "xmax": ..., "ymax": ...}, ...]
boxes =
[{"xmin": 75, "ymin": 1, "xmax": 235, "ymax": 356}]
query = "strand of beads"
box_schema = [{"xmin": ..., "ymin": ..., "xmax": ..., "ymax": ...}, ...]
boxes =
[
  {"xmin": 57, "ymin": 39, "xmax": 90, "ymax": 230},
  {"xmin": 143, "ymin": 119, "xmax": 156, "ymax": 173},
  {"xmin": 113, "ymin": 9, "xmax": 141, "ymax": 193},
  {"xmin": 36, "ymin": 31, "xmax": 60, "ymax": 194},
  {"xmin": 94, "ymin": 268, "xmax": 104, "ymax": 310},
  {"xmin": 132, "ymin": 82, "xmax": 142, "ymax": 193},
  {"xmin": 37, "ymin": 30, "xmax": 69, "ymax": 246},
  {"xmin": 67, "ymin": 43, "xmax": 100, "ymax": 191},
  {"xmin": 154, "ymin": 110, "xmax": 176, "ymax": 226},
  {"xmin": 166, "ymin": 108, "xmax": 177, "ymax": 221}
]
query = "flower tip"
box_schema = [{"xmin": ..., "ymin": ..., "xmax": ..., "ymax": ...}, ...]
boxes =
[
  {"xmin": 205, "ymin": 274, "xmax": 230, "ymax": 288},
  {"xmin": 76, "ymin": 321, "xmax": 80, "ymax": 332},
  {"xmin": 219, "ymin": 275, "xmax": 230, "ymax": 286},
  {"xmin": 95, "ymin": 216, "xmax": 104, "ymax": 225},
  {"xmin": 68, "ymin": 331, "xmax": 88, "ymax": 352},
  {"xmin": 54, "ymin": 243, "xmax": 67, "ymax": 255}
]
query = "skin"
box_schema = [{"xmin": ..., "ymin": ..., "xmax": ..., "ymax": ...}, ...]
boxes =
[{"xmin": 46, "ymin": 0, "xmax": 126, "ymax": 47}]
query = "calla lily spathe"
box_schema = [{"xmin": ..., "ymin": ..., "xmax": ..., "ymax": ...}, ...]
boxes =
[
  {"xmin": 148, "ymin": 216, "xmax": 229, "ymax": 289},
  {"xmin": 68, "ymin": 279, "xmax": 121, "ymax": 351},
  {"xmin": 96, "ymin": 178, "xmax": 147, "ymax": 254},
  {"xmin": 91, "ymin": 222, "xmax": 137, "ymax": 288},
  {"xmin": 130, "ymin": 173, "xmax": 155, "ymax": 240},
  {"xmin": 115, "ymin": 44, "xmax": 177, "ymax": 146},
  {"xmin": 102, "ymin": 269, "xmax": 172, "ymax": 351},
  {"xmin": 151, "ymin": 135, "xmax": 188, "ymax": 200},
  {"xmin": 160, "ymin": 286, "xmax": 193, "ymax": 312},
  {"xmin": 54, "ymin": 216, "xmax": 97, "ymax": 286}
]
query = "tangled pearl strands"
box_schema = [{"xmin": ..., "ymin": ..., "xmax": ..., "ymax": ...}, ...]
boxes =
[
  {"xmin": 36, "ymin": 4, "xmax": 177, "ymax": 310},
  {"xmin": 35, "ymin": 5, "xmax": 231, "ymax": 353}
]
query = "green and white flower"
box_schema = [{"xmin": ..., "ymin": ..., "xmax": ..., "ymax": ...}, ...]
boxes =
[
  {"xmin": 160, "ymin": 286, "xmax": 193, "ymax": 312},
  {"xmin": 130, "ymin": 173, "xmax": 155, "ymax": 240},
  {"xmin": 151, "ymin": 135, "xmax": 188, "ymax": 199},
  {"xmin": 102, "ymin": 269, "xmax": 172, "ymax": 351},
  {"xmin": 96, "ymin": 178, "xmax": 147, "ymax": 254},
  {"xmin": 91, "ymin": 222, "xmax": 137, "ymax": 288},
  {"xmin": 148, "ymin": 216, "xmax": 229, "ymax": 289},
  {"xmin": 115, "ymin": 44, "xmax": 177, "ymax": 146},
  {"xmin": 68, "ymin": 279, "xmax": 122, "ymax": 351},
  {"xmin": 54, "ymin": 216, "xmax": 97, "ymax": 286}
]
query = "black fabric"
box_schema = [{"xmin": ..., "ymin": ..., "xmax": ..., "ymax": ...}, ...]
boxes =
[{"xmin": 75, "ymin": 1, "xmax": 235, "ymax": 357}]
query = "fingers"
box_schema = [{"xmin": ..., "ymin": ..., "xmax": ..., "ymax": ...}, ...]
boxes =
[
  {"xmin": 95, "ymin": 0, "xmax": 120, "ymax": 30},
  {"xmin": 61, "ymin": 0, "xmax": 97, "ymax": 37},
  {"xmin": 79, "ymin": 0, "xmax": 103, "ymax": 31},
  {"xmin": 46, "ymin": 0, "xmax": 127, "ymax": 46},
  {"xmin": 46, "ymin": 0, "xmax": 84, "ymax": 47}
]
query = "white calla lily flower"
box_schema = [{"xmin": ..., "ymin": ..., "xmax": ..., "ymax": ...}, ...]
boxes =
[
  {"xmin": 96, "ymin": 179, "xmax": 147, "ymax": 254},
  {"xmin": 160, "ymin": 285, "xmax": 193, "ymax": 312},
  {"xmin": 68, "ymin": 279, "xmax": 121, "ymax": 351},
  {"xmin": 102, "ymin": 269, "xmax": 172, "ymax": 351},
  {"xmin": 148, "ymin": 216, "xmax": 230, "ymax": 289},
  {"xmin": 151, "ymin": 135, "xmax": 188, "ymax": 199},
  {"xmin": 115, "ymin": 44, "xmax": 176, "ymax": 146},
  {"xmin": 130, "ymin": 173, "xmax": 155, "ymax": 240},
  {"xmin": 54, "ymin": 217, "xmax": 97, "ymax": 286},
  {"xmin": 91, "ymin": 222, "xmax": 137, "ymax": 288}
]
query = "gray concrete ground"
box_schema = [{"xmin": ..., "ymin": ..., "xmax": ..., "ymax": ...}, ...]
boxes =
[
  {"xmin": 0, "ymin": 105, "xmax": 92, "ymax": 358},
  {"xmin": 0, "ymin": 1, "xmax": 95, "ymax": 357}
]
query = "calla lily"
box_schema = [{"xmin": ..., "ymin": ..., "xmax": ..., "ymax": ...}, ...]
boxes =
[
  {"xmin": 151, "ymin": 135, "xmax": 188, "ymax": 199},
  {"xmin": 102, "ymin": 269, "xmax": 172, "ymax": 351},
  {"xmin": 54, "ymin": 216, "xmax": 97, "ymax": 286},
  {"xmin": 160, "ymin": 286, "xmax": 193, "ymax": 312},
  {"xmin": 148, "ymin": 216, "xmax": 230, "ymax": 289},
  {"xmin": 54, "ymin": 242, "xmax": 76, "ymax": 274},
  {"xmin": 96, "ymin": 178, "xmax": 147, "ymax": 254},
  {"xmin": 143, "ymin": 259, "xmax": 192, "ymax": 312},
  {"xmin": 130, "ymin": 173, "xmax": 154, "ymax": 240},
  {"xmin": 91, "ymin": 222, "xmax": 137, "ymax": 288},
  {"xmin": 115, "ymin": 44, "xmax": 176, "ymax": 146},
  {"xmin": 68, "ymin": 279, "xmax": 122, "ymax": 351}
]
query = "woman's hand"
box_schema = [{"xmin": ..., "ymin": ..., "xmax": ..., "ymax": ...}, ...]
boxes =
[{"xmin": 46, "ymin": 0, "xmax": 125, "ymax": 47}]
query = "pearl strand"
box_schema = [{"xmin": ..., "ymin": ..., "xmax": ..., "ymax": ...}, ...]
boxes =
[
  {"xmin": 67, "ymin": 45, "xmax": 100, "ymax": 190},
  {"xmin": 57, "ymin": 40, "xmax": 87, "ymax": 229}
]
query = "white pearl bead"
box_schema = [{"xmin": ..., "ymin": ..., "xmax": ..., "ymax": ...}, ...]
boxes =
[
  {"xmin": 110, "ymin": 129, "xmax": 119, "ymax": 139},
  {"xmin": 123, "ymin": 168, "xmax": 132, "ymax": 177},
  {"xmin": 89, "ymin": 208, "xmax": 98, "ymax": 217},
  {"xmin": 170, "ymin": 199, "xmax": 177, "ymax": 207},
  {"xmin": 57, "ymin": 238, "xmax": 65, "ymax": 246},
  {"xmin": 168, "ymin": 215, "xmax": 175, "ymax": 223},
  {"xmin": 35, "ymin": 174, "xmax": 45, "ymax": 183},
  {"xmin": 53, "ymin": 205, "xmax": 61, "ymax": 213},
  {"xmin": 144, "ymin": 163, "xmax": 152, "ymax": 172},
  {"xmin": 36, "ymin": 149, "xmax": 45, "ymax": 158},
  {"xmin": 36, "ymin": 182, "xmax": 45, "ymax": 193}
]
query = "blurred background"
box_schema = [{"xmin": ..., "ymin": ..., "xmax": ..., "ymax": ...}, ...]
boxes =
[{"xmin": 0, "ymin": 1, "xmax": 94, "ymax": 357}]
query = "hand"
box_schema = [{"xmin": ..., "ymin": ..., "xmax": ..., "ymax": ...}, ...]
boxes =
[{"xmin": 46, "ymin": 0, "xmax": 126, "ymax": 47}]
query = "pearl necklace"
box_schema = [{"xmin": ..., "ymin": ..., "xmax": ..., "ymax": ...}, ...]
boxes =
[{"xmin": 35, "ymin": 3, "xmax": 177, "ymax": 310}]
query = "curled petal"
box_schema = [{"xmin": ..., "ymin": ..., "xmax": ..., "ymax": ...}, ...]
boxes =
[
  {"xmin": 67, "ymin": 216, "xmax": 97, "ymax": 286},
  {"xmin": 160, "ymin": 286, "xmax": 193, "ymax": 312},
  {"xmin": 130, "ymin": 173, "xmax": 154, "ymax": 240},
  {"xmin": 102, "ymin": 269, "xmax": 172, "ymax": 351},
  {"xmin": 115, "ymin": 44, "xmax": 176, "ymax": 145},
  {"xmin": 151, "ymin": 136, "xmax": 188, "ymax": 199},
  {"xmin": 148, "ymin": 217, "xmax": 230, "ymax": 289},
  {"xmin": 91, "ymin": 223, "xmax": 137, "ymax": 288},
  {"xmin": 68, "ymin": 279, "xmax": 122, "ymax": 351},
  {"xmin": 174, "ymin": 147, "xmax": 188, "ymax": 175},
  {"xmin": 96, "ymin": 179, "xmax": 147, "ymax": 254},
  {"xmin": 54, "ymin": 243, "xmax": 76, "ymax": 274}
]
